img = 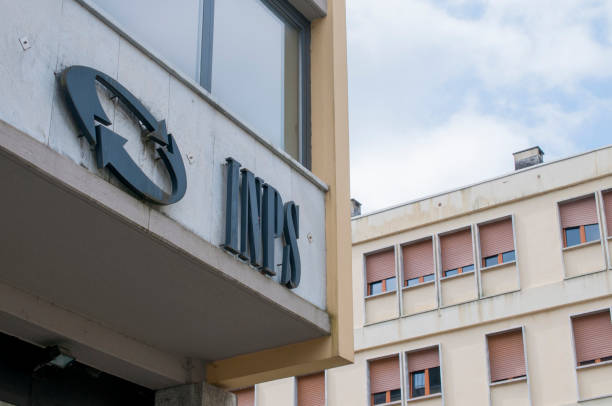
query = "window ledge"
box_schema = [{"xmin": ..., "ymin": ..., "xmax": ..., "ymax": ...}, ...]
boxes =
[
  {"xmin": 73, "ymin": 0, "xmax": 329, "ymax": 193},
  {"xmin": 578, "ymin": 393, "xmax": 612, "ymax": 403},
  {"xmin": 375, "ymin": 401, "xmax": 401, "ymax": 406},
  {"xmin": 489, "ymin": 376, "xmax": 527, "ymax": 387},
  {"xmin": 440, "ymin": 271, "xmax": 474, "ymax": 281},
  {"xmin": 402, "ymin": 280, "xmax": 435, "ymax": 291},
  {"xmin": 365, "ymin": 290, "xmax": 397, "ymax": 300},
  {"xmin": 576, "ymin": 359, "xmax": 612, "ymax": 371},
  {"xmin": 564, "ymin": 268, "xmax": 608, "ymax": 281},
  {"xmin": 406, "ymin": 393, "xmax": 442, "ymax": 403},
  {"xmin": 562, "ymin": 239, "xmax": 601, "ymax": 252},
  {"xmin": 480, "ymin": 260, "xmax": 516, "ymax": 272}
]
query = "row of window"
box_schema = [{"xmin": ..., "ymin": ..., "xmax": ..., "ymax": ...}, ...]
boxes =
[
  {"xmin": 233, "ymin": 372, "xmax": 325, "ymax": 406},
  {"xmin": 93, "ymin": 0, "xmax": 311, "ymax": 166},
  {"xmin": 368, "ymin": 308, "xmax": 612, "ymax": 404},
  {"xmin": 365, "ymin": 189, "xmax": 612, "ymax": 298},
  {"xmin": 364, "ymin": 216, "xmax": 516, "ymax": 297}
]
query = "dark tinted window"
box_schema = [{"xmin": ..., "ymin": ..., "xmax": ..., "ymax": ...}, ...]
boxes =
[
  {"xmin": 370, "ymin": 281, "xmax": 382, "ymax": 295},
  {"xmin": 565, "ymin": 227, "xmax": 581, "ymax": 247},
  {"xmin": 502, "ymin": 250, "xmax": 515, "ymax": 262},
  {"xmin": 584, "ymin": 223, "xmax": 600, "ymax": 242},
  {"xmin": 389, "ymin": 389, "xmax": 401, "ymax": 401},
  {"xmin": 386, "ymin": 277, "xmax": 397, "ymax": 292},
  {"xmin": 411, "ymin": 370, "xmax": 425, "ymax": 398},
  {"xmin": 484, "ymin": 255, "xmax": 498, "ymax": 267},
  {"xmin": 372, "ymin": 392, "xmax": 387, "ymax": 404},
  {"xmin": 423, "ymin": 274, "xmax": 435, "ymax": 283},
  {"xmin": 429, "ymin": 366, "xmax": 441, "ymax": 394}
]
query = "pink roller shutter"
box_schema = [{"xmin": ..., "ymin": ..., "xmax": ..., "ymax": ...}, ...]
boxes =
[
  {"xmin": 407, "ymin": 347, "xmax": 440, "ymax": 372},
  {"xmin": 440, "ymin": 229, "xmax": 473, "ymax": 271},
  {"xmin": 559, "ymin": 196, "xmax": 598, "ymax": 228},
  {"xmin": 402, "ymin": 239, "xmax": 434, "ymax": 280},
  {"xmin": 603, "ymin": 192, "xmax": 612, "ymax": 237},
  {"xmin": 572, "ymin": 310, "xmax": 612, "ymax": 365},
  {"xmin": 487, "ymin": 330, "xmax": 526, "ymax": 383},
  {"xmin": 366, "ymin": 249, "xmax": 395, "ymax": 283},
  {"xmin": 298, "ymin": 373, "xmax": 325, "ymax": 406},
  {"xmin": 480, "ymin": 219, "xmax": 514, "ymax": 258},
  {"xmin": 234, "ymin": 388, "xmax": 254, "ymax": 406},
  {"xmin": 370, "ymin": 356, "xmax": 401, "ymax": 393}
]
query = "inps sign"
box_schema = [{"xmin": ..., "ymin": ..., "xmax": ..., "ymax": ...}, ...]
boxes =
[{"xmin": 223, "ymin": 158, "xmax": 301, "ymax": 289}]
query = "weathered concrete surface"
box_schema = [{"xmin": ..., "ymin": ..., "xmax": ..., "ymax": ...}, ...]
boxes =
[
  {"xmin": 155, "ymin": 383, "xmax": 236, "ymax": 406},
  {"xmin": 0, "ymin": 0, "xmax": 327, "ymax": 309}
]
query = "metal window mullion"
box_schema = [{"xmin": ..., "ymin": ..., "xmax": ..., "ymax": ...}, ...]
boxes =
[{"xmin": 199, "ymin": 0, "xmax": 214, "ymax": 92}]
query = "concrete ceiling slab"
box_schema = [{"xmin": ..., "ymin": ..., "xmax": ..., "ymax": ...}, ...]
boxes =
[{"xmin": 0, "ymin": 133, "xmax": 329, "ymax": 363}]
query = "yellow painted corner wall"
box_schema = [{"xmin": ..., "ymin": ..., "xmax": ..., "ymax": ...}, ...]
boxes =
[{"xmin": 206, "ymin": 0, "xmax": 353, "ymax": 388}]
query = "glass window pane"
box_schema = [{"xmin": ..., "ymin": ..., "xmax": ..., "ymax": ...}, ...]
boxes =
[
  {"xmin": 386, "ymin": 277, "xmax": 397, "ymax": 292},
  {"xmin": 93, "ymin": 0, "xmax": 201, "ymax": 79},
  {"xmin": 463, "ymin": 264, "xmax": 474, "ymax": 272},
  {"xmin": 411, "ymin": 371, "xmax": 425, "ymax": 398},
  {"xmin": 502, "ymin": 250, "xmax": 516, "ymax": 263},
  {"xmin": 484, "ymin": 255, "xmax": 498, "ymax": 267},
  {"xmin": 423, "ymin": 274, "xmax": 435, "ymax": 283},
  {"xmin": 390, "ymin": 389, "xmax": 401, "ymax": 401},
  {"xmin": 565, "ymin": 227, "xmax": 581, "ymax": 247},
  {"xmin": 212, "ymin": 0, "xmax": 300, "ymax": 158},
  {"xmin": 370, "ymin": 281, "xmax": 382, "ymax": 295},
  {"xmin": 429, "ymin": 366, "xmax": 441, "ymax": 394},
  {"xmin": 407, "ymin": 277, "xmax": 420, "ymax": 287},
  {"xmin": 372, "ymin": 392, "xmax": 386, "ymax": 404},
  {"xmin": 584, "ymin": 224, "xmax": 600, "ymax": 242},
  {"xmin": 444, "ymin": 269, "xmax": 458, "ymax": 277}
]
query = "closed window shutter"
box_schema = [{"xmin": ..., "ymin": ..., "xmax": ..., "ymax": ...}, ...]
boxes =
[
  {"xmin": 440, "ymin": 229, "xmax": 473, "ymax": 271},
  {"xmin": 572, "ymin": 310, "xmax": 612, "ymax": 365},
  {"xmin": 407, "ymin": 347, "xmax": 440, "ymax": 372},
  {"xmin": 480, "ymin": 219, "xmax": 514, "ymax": 258},
  {"xmin": 234, "ymin": 387, "xmax": 254, "ymax": 406},
  {"xmin": 298, "ymin": 372, "xmax": 325, "ymax": 406},
  {"xmin": 366, "ymin": 249, "xmax": 395, "ymax": 283},
  {"xmin": 603, "ymin": 192, "xmax": 612, "ymax": 237},
  {"xmin": 559, "ymin": 196, "xmax": 598, "ymax": 228},
  {"xmin": 403, "ymin": 239, "xmax": 434, "ymax": 280},
  {"xmin": 487, "ymin": 330, "xmax": 526, "ymax": 382},
  {"xmin": 370, "ymin": 356, "xmax": 401, "ymax": 393}
]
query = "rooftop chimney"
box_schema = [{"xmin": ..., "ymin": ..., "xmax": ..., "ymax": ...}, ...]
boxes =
[
  {"xmin": 513, "ymin": 146, "xmax": 544, "ymax": 170},
  {"xmin": 350, "ymin": 198, "xmax": 362, "ymax": 217}
]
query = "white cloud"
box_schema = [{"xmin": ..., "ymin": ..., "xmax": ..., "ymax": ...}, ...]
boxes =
[{"xmin": 347, "ymin": 0, "xmax": 612, "ymax": 213}]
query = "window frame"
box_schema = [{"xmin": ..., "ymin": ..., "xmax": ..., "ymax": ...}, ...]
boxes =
[
  {"xmin": 569, "ymin": 307, "xmax": 612, "ymax": 401},
  {"xmin": 403, "ymin": 345, "xmax": 444, "ymax": 402},
  {"xmin": 367, "ymin": 354, "xmax": 402, "ymax": 406},
  {"xmin": 363, "ymin": 246, "xmax": 398, "ymax": 299},
  {"xmin": 484, "ymin": 325, "xmax": 530, "ymax": 406},
  {"xmin": 200, "ymin": 0, "xmax": 312, "ymax": 168},
  {"xmin": 476, "ymin": 215, "xmax": 520, "ymax": 299}
]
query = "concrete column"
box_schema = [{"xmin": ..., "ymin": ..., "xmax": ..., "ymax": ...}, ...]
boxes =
[{"xmin": 155, "ymin": 383, "xmax": 236, "ymax": 406}]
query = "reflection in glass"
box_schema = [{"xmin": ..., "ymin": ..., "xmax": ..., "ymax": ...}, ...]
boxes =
[
  {"xmin": 584, "ymin": 223, "xmax": 600, "ymax": 242},
  {"xmin": 212, "ymin": 0, "xmax": 300, "ymax": 158},
  {"xmin": 502, "ymin": 250, "xmax": 516, "ymax": 262},
  {"xmin": 565, "ymin": 227, "xmax": 581, "ymax": 247}
]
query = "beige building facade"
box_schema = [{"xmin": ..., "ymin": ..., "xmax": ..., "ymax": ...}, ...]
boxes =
[{"xmin": 250, "ymin": 146, "xmax": 612, "ymax": 406}]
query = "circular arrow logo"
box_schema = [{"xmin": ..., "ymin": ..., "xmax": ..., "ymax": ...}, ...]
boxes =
[{"xmin": 60, "ymin": 65, "xmax": 187, "ymax": 205}]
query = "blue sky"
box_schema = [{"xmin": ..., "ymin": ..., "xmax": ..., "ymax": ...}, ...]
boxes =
[{"xmin": 347, "ymin": 0, "xmax": 612, "ymax": 213}]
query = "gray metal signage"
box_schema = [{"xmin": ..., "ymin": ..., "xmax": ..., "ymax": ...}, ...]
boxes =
[
  {"xmin": 223, "ymin": 158, "xmax": 301, "ymax": 289},
  {"xmin": 61, "ymin": 65, "xmax": 187, "ymax": 205}
]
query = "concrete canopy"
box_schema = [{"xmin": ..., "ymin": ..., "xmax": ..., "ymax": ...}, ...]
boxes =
[{"xmin": 0, "ymin": 121, "xmax": 330, "ymax": 388}]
